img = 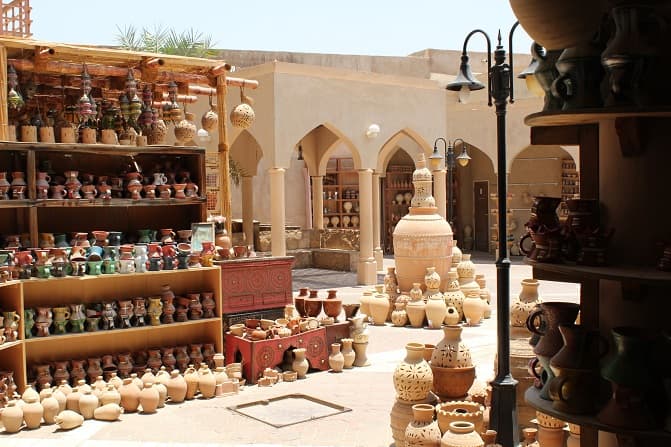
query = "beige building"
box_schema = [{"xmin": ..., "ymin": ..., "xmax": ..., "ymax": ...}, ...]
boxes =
[{"xmin": 190, "ymin": 48, "xmax": 578, "ymax": 285}]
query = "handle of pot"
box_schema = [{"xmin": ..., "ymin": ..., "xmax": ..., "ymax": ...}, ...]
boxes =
[
  {"xmin": 551, "ymin": 73, "xmax": 574, "ymax": 101},
  {"xmin": 519, "ymin": 233, "xmax": 534, "ymax": 256},
  {"xmin": 527, "ymin": 357, "xmax": 542, "ymax": 379},
  {"xmin": 526, "ymin": 308, "xmax": 545, "ymax": 336},
  {"xmin": 548, "ymin": 375, "xmax": 570, "ymax": 402}
]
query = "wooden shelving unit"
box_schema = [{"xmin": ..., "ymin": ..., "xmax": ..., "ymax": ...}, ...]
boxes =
[
  {"xmin": 383, "ymin": 165, "xmax": 413, "ymax": 254},
  {"xmin": 523, "ymin": 106, "xmax": 671, "ymax": 447},
  {"xmin": 322, "ymin": 157, "xmax": 359, "ymax": 229}
]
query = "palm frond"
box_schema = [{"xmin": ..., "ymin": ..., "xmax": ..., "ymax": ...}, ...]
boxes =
[{"xmin": 114, "ymin": 25, "xmax": 143, "ymax": 52}]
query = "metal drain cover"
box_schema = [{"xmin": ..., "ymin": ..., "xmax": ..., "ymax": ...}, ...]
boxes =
[{"xmin": 228, "ymin": 393, "xmax": 352, "ymax": 428}]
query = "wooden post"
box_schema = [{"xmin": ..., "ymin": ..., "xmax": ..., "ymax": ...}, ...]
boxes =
[
  {"xmin": 0, "ymin": 45, "xmax": 7, "ymax": 140},
  {"xmin": 216, "ymin": 74, "xmax": 232, "ymax": 235}
]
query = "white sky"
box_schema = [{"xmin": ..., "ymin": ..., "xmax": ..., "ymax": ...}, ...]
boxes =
[{"xmin": 30, "ymin": 0, "xmax": 533, "ymax": 56}]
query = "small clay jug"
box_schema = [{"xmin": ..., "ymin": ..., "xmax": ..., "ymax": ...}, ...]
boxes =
[
  {"xmin": 328, "ymin": 343, "xmax": 345, "ymax": 373},
  {"xmin": 119, "ymin": 377, "xmax": 140, "ymax": 412},
  {"xmin": 166, "ymin": 369, "xmax": 187, "ymax": 403}
]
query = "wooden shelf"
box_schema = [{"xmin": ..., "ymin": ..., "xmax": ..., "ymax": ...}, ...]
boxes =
[
  {"xmin": 0, "ymin": 141, "xmax": 205, "ymax": 156},
  {"xmin": 0, "ymin": 200, "xmax": 31, "ymax": 208},
  {"xmin": 34, "ymin": 197, "xmax": 206, "ymax": 207},
  {"xmin": 525, "ymin": 387, "xmax": 671, "ymax": 440},
  {"xmin": 525, "ymin": 258, "xmax": 671, "ymax": 285},
  {"xmin": 525, "ymin": 107, "xmax": 671, "ymax": 127},
  {"xmin": 0, "ymin": 340, "xmax": 22, "ymax": 352}
]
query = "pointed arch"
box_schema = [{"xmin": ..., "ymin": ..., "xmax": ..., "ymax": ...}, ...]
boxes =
[
  {"xmin": 376, "ymin": 128, "xmax": 432, "ymax": 173},
  {"xmin": 229, "ymin": 130, "xmax": 263, "ymax": 176}
]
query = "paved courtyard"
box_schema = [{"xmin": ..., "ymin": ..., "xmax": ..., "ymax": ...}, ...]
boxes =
[{"xmin": 1, "ymin": 253, "xmax": 580, "ymax": 447}]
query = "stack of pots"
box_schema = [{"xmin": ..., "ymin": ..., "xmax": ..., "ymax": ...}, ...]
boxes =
[
  {"xmin": 429, "ymin": 325, "xmax": 475, "ymax": 400},
  {"xmin": 390, "ymin": 342, "xmax": 435, "ymax": 447}
]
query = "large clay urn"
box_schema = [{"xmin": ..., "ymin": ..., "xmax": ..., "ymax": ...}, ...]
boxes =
[
  {"xmin": 393, "ymin": 154, "xmax": 452, "ymax": 293},
  {"xmin": 509, "ymin": 0, "xmax": 608, "ymax": 50}
]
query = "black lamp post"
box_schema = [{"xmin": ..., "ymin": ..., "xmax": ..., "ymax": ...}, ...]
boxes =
[
  {"xmin": 429, "ymin": 137, "xmax": 471, "ymax": 228},
  {"xmin": 446, "ymin": 22, "xmax": 521, "ymax": 447}
]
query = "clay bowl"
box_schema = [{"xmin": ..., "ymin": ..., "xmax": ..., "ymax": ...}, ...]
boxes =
[
  {"xmin": 244, "ymin": 318, "xmax": 260, "ymax": 329},
  {"xmin": 430, "ymin": 364, "xmax": 476, "ymax": 400},
  {"xmin": 229, "ymin": 323, "xmax": 245, "ymax": 337},
  {"xmin": 343, "ymin": 303, "xmax": 360, "ymax": 319},
  {"xmin": 259, "ymin": 319, "xmax": 275, "ymax": 331}
]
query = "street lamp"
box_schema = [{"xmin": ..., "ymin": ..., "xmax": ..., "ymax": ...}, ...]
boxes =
[
  {"xmin": 446, "ymin": 22, "xmax": 522, "ymax": 447},
  {"xmin": 429, "ymin": 138, "xmax": 471, "ymax": 227}
]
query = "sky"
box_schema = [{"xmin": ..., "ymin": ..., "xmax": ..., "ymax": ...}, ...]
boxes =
[{"xmin": 29, "ymin": 0, "xmax": 532, "ymax": 56}]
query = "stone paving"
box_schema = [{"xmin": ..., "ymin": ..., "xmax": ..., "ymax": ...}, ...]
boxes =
[{"xmin": 0, "ymin": 254, "xmax": 580, "ymax": 446}]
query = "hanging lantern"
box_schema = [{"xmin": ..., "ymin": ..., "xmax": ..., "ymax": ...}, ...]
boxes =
[
  {"xmin": 81, "ymin": 64, "xmax": 92, "ymax": 96},
  {"xmin": 230, "ymin": 86, "xmax": 255, "ymax": 129},
  {"xmin": 119, "ymin": 94, "xmax": 130, "ymax": 121},
  {"xmin": 7, "ymin": 65, "xmax": 24, "ymax": 111},
  {"xmin": 125, "ymin": 69, "xmax": 137, "ymax": 99}
]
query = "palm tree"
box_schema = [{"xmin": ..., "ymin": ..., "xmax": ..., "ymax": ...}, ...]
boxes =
[{"xmin": 115, "ymin": 25, "xmax": 243, "ymax": 186}]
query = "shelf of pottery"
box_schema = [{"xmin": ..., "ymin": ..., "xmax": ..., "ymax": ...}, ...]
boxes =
[
  {"xmin": 322, "ymin": 157, "xmax": 359, "ymax": 229},
  {"xmin": 383, "ymin": 165, "xmax": 413, "ymax": 254}
]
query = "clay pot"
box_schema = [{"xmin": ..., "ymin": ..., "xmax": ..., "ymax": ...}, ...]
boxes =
[
  {"xmin": 79, "ymin": 388, "xmax": 99, "ymax": 419},
  {"xmin": 390, "ymin": 394, "xmax": 438, "ymax": 447},
  {"xmin": 166, "ymin": 369, "xmax": 187, "ymax": 403},
  {"xmin": 444, "ymin": 306, "xmax": 460, "ymax": 326},
  {"xmin": 536, "ymin": 425, "xmax": 566, "ymax": 447},
  {"xmin": 22, "ymin": 395, "xmax": 44, "ymax": 429},
  {"xmin": 511, "ymin": 278, "xmax": 542, "ymax": 329},
  {"xmin": 292, "ymin": 348, "xmax": 309, "ymax": 379},
  {"xmin": 405, "ymin": 403, "xmax": 441, "ymax": 447},
  {"xmin": 430, "ymin": 364, "xmax": 476, "ymax": 401},
  {"xmin": 328, "ymin": 343, "xmax": 345, "ymax": 373},
  {"xmin": 391, "ymin": 303, "xmax": 409, "ymax": 327},
  {"xmin": 440, "ymin": 421, "xmax": 484, "ymax": 447},
  {"xmin": 54, "ymin": 410, "xmax": 84, "ymax": 430},
  {"xmin": 425, "ymin": 289, "xmax": 447, "ymax": 329},
  {"xmin": 436, "ymin": 401, "xmax": 484, "ymax": 435},
  {"xmin": 340, "ymin": 338, "xmax": 356, "ymax": 369},
  {"xmin": 393, "ymin": 342, "xmax": 434, "ymax": 402},
  {"xmin": 94, "ymin": 403, "xmax": 124, "ymax": 421},
  {"xmin": 65, "ymin": 387, "xmax": 81, "ymax": 413},
  {"xmin": 527, "ymin": 302, "xmax": 581, "ymax": 358},
  {"xmin": 462, "ymin": 290, "xmax": 486, "ymax": 326},
  {"xmin": 443, "ymin": 271, "xmax": 465, "ymax": 323},
  {"xmin": 1, "ymin": 399, "xmax": 23, "ymax": 433},
  {"xmin": 198, "ymin": 364, "xmax": 216, "ymax": 399},
  {"xmin": 393, "ymin": 154, "xmax": 453, "ymax": 293},
  {"xmin": 406, "ymin": 289, "xmax": 427, "ymax": 328},
  {"xmin": 431, "ymin": 325, "xmax": 473, "ymax": 369},
  {"xmin": 184, "ymin": 366, "xmax": 199, "ymax": 399},
  {"xmin": 41, "ymin": 389, "xmax": 61, "ymax": 424},
  {"xmin": 119, "ymin": 378, "xmax": 140, "ymax": 412},
  {"xmin": 369, "ymin": 289, "xmax": 391, "ymax": 326},
  {"xmin": 509, "ymin": 0, "xmax": 607, "ymax": 50},
  {"xmin": 139, "ymin": 382, "xmax": 159, "ymax": 413},
  {"xmin": 304, "ymin": 296, "xmax": 323, "ymax": 318}
]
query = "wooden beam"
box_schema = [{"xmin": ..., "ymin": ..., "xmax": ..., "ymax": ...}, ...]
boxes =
[
  {"xmin": 0, "ymin": 45, "xmax": 7, "ymax": 140},
  {"xmin": 216, "ymin": 74, "xmax": 232, "ymax": 235}
]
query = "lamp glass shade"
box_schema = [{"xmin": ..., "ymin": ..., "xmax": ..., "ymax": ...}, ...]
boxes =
[
  {"xmin": 429, "ymin": 149, "xmax": 443, "ymax": 170},
  {"xmin": 446, "ymin": 55, "xmax": 486, "ymax": 93},
  {"xmin": 525, "ymin": 75, "xmax": 545, "ymax": 98},
  {"xmin": 456, "ymin": 150, "xmax": 471, "ymax": 167},
  {"xmin": 458, "ymin": 86, "xmax": 471, "ymax": 104}
]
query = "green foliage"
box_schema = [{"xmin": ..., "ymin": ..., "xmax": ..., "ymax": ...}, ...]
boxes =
[{"xmin": 114, "ymin": 24, "xmax": 217, "ymax": 58}]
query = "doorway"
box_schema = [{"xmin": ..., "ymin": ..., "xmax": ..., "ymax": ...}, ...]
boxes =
[{"xmin": 474, "ymin": 181, "xmax": 489, "ymax": 252}]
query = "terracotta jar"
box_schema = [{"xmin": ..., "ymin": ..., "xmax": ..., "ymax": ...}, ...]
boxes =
[
  {"xmin": 184, "ymin": 365, "xmax": 199, "ymax": 399},
  {"xmin": 166, "ymin": 369, "xmax": 187, "ymax": 403},
  {"xmin": 425, "ymin": 269, "xmax": 446, "ymax": 329},
  {"xmin": 22, "ymin": 394, "xmax": 44, "ymax": 429},
  {"xmin": 328, "ymin": 343, "xmax": 345, "ymax": 373},
  {"xmin": 54, "ymin": 409, "xmax": 84, "ymax": 430},
  {"xmin": 406, "ymin": 283, "xmax": 427, "ymax": 328},
  {"xmin": 391, "ymin": 393, "xmax": 438, "ymax": 447},
  {"xmin": 119, "ymin": 378, "xmax": 140, "ymax": 412},
  {"xmin": 197, "ymin": 364, "xmax": 216, "ymax": 399},
  {"xmin": 431, "ymin": 325, "xmax": 472, "ymax": 369},
  {"xmin": 322, "ymin": 289, "xmax": 342, "ymax": 321},
  {"xmin": 292, "ymin": 348, "xmax": 309, "ymax": 379},
  {"xmin": 369, "ymin": 287, "xmax": 391, "ymax": 326},
  {"xmin": 443, "ymin": 271, "xmax": 464, "ymax": 323},
  {"xmin": 294, "ymin": 287, "xmax": 309, "ymax": 317},
  {"xmin": 393, "ymin": 154, "xmax": 453, "ymax": 293},
  {"xmin": 139, "ymin": 382, "xmax": 159, "ymax": 413},
  {"xmin": 405, "ymin": 403, "xmax": 441, "ymax": 447},
  {"xmin": 441, "ymin": 421, "xmax": 484, "ymax": 447},
  {"xmin": 393, "ymin": 342, "xmax": 433, "ymax": 402},
  {"xmin": 391, "ymin": 302, "xmax": 409, "ymax": 327},
  {"xmin": 511, "ymin": 278, "xmax": 542, "ymax": 330},
  {"xmin": 462, "ymin": 289, "xmax": 486, "ymax": 326},
  {"xmin": 358, "ymin": 290, "xmax": 372, "ymax": 318},
  {"xmin": 41, "ymin": 388, "xmax": 60, "ymax": 425},
  {"xmin": 341, "ymin": 338, "xmax": 356, "ymax": 369},
  {"xmin": 78, "ymin": 388, "xmax": 99, "ymax": 419}
]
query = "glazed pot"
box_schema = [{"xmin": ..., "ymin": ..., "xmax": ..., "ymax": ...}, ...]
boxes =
[{"xmin": 527, "ymin": 302, "xmax": 581, "ymax": 358}]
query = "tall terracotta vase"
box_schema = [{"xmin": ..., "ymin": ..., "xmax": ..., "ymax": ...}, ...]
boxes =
[
  {"xmin": 328, "ymin": 343, "xmax": 345, "ymax": 373},
  {"xmin": 393, "ymin": 154, "xmax": 453, "ymax": 293},
  {"xmin": 393, "ymin": 342, "xmax": 434, "ymax": 402},
  {"xmin": 292, "ymin": 348, "xmax": 309, "ymax": 379},
  {"xmin": 405, "ymin": 403, "xmax": 441, "ymax": 447}
]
